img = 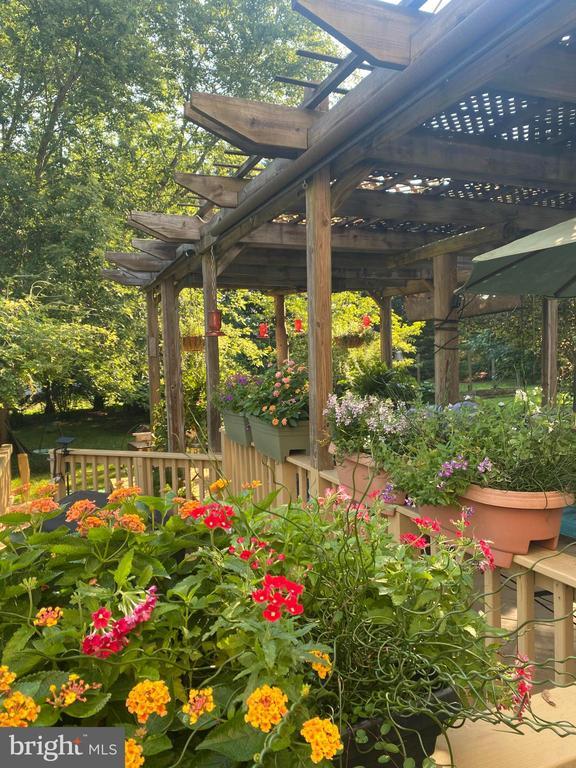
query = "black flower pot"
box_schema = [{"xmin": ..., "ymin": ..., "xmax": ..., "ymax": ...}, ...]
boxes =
[{"xmin": 341, "ymin": 687, "xmax": 458, "ymax": 768}]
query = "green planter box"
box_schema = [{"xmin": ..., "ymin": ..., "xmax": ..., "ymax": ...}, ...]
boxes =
[
  {"xmin": 247, "ymin": 416, "xmax": 309, "ymax": 463},
  {"xmin": 222, "ymin": 411, "xmax": 252, "ymax": 446}
]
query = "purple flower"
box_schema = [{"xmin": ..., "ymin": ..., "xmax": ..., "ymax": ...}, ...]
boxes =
[{"xmin": 477, "ymin": 457, "xmax": 493, "ymax": 474}]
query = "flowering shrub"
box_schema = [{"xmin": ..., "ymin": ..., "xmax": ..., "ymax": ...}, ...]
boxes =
[
  {"xmin": 324, "ymin": 392, "xmax": 410, "ymax": 460},
  {"xmin": 245, "ymin": 359, "xmax": 309, "ymax": 426},
  {"xmin": 214, "ymin": 372, "xmax": 253, "ymax": 413},
  {"xmin": 0, "ymin": 483, "xmax": 570, "ymax": 766},
  {"xmin": 380, "ymin": 398, "xmax": 576, "ymax": 505}
]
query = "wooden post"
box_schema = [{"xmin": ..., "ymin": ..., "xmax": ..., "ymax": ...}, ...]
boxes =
[
  {"xmin": 145, "ymin": 290, "xmax": 162, "ymax": 422},
  {"xmin": 202, "ymin": 253, "xmax": 221, "ymax": 453},
  {"xmin": 160, "ymin": 279, "xmax": 185, "ymax": 452},
  {"xmin": 433, "ymin": 254, "xmax": 460, "ymax": 405},
  {"xmin": 274, "ymin": 295, "xmax": 289, "ymax": 367},
  {"xmin": 542, "ymin": 298, "xmax": 559, "ymax": 406},
  {"xmin": 378, "ymin": 295, "xmax": 393, "ymax": 368},
  {"xmin": 306, "ymin": 166, "xmax": 333, "ymax": 471}
]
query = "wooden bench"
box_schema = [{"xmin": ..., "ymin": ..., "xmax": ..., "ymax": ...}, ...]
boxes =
[{"xmin": 433, "ymin": 687, "xmax": 576, "ymax": 767}]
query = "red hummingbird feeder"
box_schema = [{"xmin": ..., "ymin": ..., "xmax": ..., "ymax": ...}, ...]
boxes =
[
  {"xmin": 207, "ymin": 310, "xmax": 225, "ymax": 337},
  {"xmin": 258, "ymin": 322, "xmax": 269, "ymax": 339}
]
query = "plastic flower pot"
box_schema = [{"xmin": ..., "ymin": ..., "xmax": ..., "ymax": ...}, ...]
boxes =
[
  {"xmin": 342, "ymin": 687, "xmax": 457, "ymax": 768},
  {"xmin": 419, "ymin": 486, "xmax": 574, "ymax": 568},
  {"xmin": 335, "ymin": 453, "xmax": 406, "ymax": 512},
  {"xmin": 222, "ymin": 411, "xmax": 252, "ymax": 447},
  {"xmin": 248, "ymin": 416, "xmax": 309, "ymax": 463}
]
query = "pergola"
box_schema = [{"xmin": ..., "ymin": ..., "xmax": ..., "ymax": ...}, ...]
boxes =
[{"xmin": 104, "ymin": 0, "xmax": 576, "ymax": 478}]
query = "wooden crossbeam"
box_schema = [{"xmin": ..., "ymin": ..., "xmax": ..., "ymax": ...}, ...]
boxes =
[
  {"xmin": 387, "ymin": 222, "xmax": 518, "ymax": 268},
  {"xmin": 367, "ymin": 134, "xmax": 576, "ymax": 192},
  {"xmin": 405, "ymin": 292, "xmax": 522, "ymax": 322},
  {"xmin": 131, "ymin": 239, "xmax": 178, "ymax": 259},
  {"xmin": 105, "ymin": 252, "xmax": 166, "ymax": 272},
  {"xmin": 128, "ymin": 212, "xmax": 202, "ymax": 242},
  {"xmin": 337, "ymin": 189, "xmax": 574, "ymax": 230},
  {"xmin": 101, "ymin": 269, "xmax": 151, "ymax": 287},
  {"xmin": 174, "ymin": 173, "xmax": 247, "ymax": 207},
  {"xmin": 292, "ymin": 0, "xmax": 424, "ymax": 68},
  {"xmin": 491, "ymin": 46, "xmax": 576, "ymax": 104},
  {"xmin": 126, "ymin": 212, "xmax": 441, "ymax": 251},
  {"xmin": 185, "ymin": 94, "xmax": 318, "ymax": 157}
]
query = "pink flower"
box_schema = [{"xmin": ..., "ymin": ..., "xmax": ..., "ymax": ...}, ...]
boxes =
[
  {"xmin": 91, "ymin": 607, "xmax": 111, "ymax": 629},
  {"xmin": 414, "ymin": 517, "xmax": 441, "ymax": 533}
]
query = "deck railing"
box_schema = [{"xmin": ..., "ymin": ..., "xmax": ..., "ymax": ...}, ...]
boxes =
[
  {"xmin": 49, "ymin": 448, "xmax": 222, "ymax": 500},
  {"xmin": 0, "ymin": 443, "xmax": 12, "ymax": 513}
]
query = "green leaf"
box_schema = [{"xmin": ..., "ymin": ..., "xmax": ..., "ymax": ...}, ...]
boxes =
[
  {"xmin": 66, "ymin": 693, "xmax": 111, "ymax": 718},
  {"xmin": 403, "ymin": 759, "xmax": 416, "ymax": 768},
  {"xmin": 114, "ymin": 549, "xmax": 134, "ymax": 587},
  {"xmin": 142, "ymin": 734, "xmax": 172, "ymax": 756},
  {"xmin": 197, "ymin": 712, "xmax": 265, "ymax": 761},
  {"xmin": 2, "ymin": 626, "xmax": 40, "ymax": 674},
  {"xmin": 0, "ymin": 512, "xmax": 31, "ymax": 524},
  {"xmin": 193, "ymin": 752, "xmax": 238, "ymax": 768},
  {"xmin": 379, "ymin": 723, "xmax": 392, "ymax": 736}
]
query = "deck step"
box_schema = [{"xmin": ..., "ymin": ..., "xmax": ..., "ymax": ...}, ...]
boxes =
[{"xmin": 433, "ymin": 687, "xmax": 576, "ymax": 767}]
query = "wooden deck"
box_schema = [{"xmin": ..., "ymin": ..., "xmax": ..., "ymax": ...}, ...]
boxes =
[{"xmin": 433, "ymin": 686, "xmax": 576, "ymax": 767}]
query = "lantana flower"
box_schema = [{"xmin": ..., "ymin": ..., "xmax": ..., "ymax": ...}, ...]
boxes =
[
  {"xmin": 309, "ymin": 651, "xmax": 332, "ymax": 680},
  {"xmin": 300, "ymin": 717, "xmax": 343, "ymax": 764},
  {"xmin": 47, "ymin": 674, "xmax": 101, "ymax": 708},
  {"xmin": 182, "ymin": 687, "xmax": 215, "ymax": 724},
  {"xmin": 34, "ymin": 606, "xmax": 64, "ymax": 627},
  {"xmin": 126, "ymin": 680, "xmax": 171, "ymax": 724},
  {"xmin": 107, "ymin": 486, "xmax": 142, "ymax": 504},
  {"xmin": 125, "ymin": 738, "xmax": 145, "ymax": 768},
  {"xmin": 0, "ymin": 665, "xmax": 16, "ymax": 694},
  {"xmin": 0, "ymin": 691, "xmax": 40, "ymax": 727},
  {"xmin": 82, "ymin": 587, "xmax": 158, "ymax": 658},
  {"xmin": 244, "ymin": 685, "xmax": 288, "ymax": 732},
  {"xmin": 251, "ymin": 573, "xmax": 304, "ymax": 621}
]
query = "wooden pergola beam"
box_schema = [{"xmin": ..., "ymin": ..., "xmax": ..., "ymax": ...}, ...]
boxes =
[
  {"xmin": 185, "ymin": 94, "xmax": 319, "ymax": 157},
  {"xmin": 491, "ymin": 46, "xmax": 576, "ymax": 103},
  {"xmin": 127, "ymin": 212, "xmax": 443, "ymax": 252},
  {"xmin": 366, "ymin": 133, "xmax": 576, "ymax": 193},
  {"xmin": 132, "ymin": 239, "xmax": 178, "ymax": 259},
  {"xmin": 388, "ymin": 222, "xmax": 518, "ymax": 269},
  {"xmin": 101, "ymin": 269, "xmax": 152, "ymax": 287},
  {"xmin": 292, "ymin": 0, "xmax": 424, "ymax": 68},
  {"xmin": 128, "ymin": 212, "xmax": 202, "ymax": 242},
  {"xmin": 106, "ymin": 252, "xmax": 167, "ymax": 272},
  {"xmin": 174, "ymin": 173, "xmax": 248, "ymax": 208}
]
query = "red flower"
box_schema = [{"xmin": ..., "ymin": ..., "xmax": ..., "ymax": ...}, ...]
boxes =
[
  {"xmin": 91, "ymin": 607, "xmax": 111, "ymax": 629},
  {"xmin": 400, "ymin": 533, "xmax": 427, "ymax": 550},
  {"xmin": 478, "ymin": 539, "xmax": 495, "ymax": 572},
  {"xmin": 413, "ymin": 517, "xmax": 441, "ymax": 533},
  {"xmin": 262, "ymin": 604, "xmax": 282, "ymax": 622}
]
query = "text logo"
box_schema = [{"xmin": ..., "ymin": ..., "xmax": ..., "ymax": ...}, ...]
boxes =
[{"xmin": 0, "ymin": 728, "xmax": 124, "ymax": 767}]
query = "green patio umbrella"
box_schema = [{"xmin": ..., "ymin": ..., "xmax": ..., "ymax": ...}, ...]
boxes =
[{"xmin": 461, "ymin": 217, "xmax": 576, "ymax": 298}]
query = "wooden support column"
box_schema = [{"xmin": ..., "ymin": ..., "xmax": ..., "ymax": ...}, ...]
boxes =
[
  {"xmin": 145, "ymin": 290, "xmax": 162, "ymax": 422},
  {"xmin": 202, "ymin": 253, "xmax": 221, "ymax": 453},
  {"xmin": 274, "ymin": 295, "xmax": 289, "ymax": 367},
  {"xmin": 378, "ymin": 295, "xmax": 393, "ymax": 368},
  {"xmin": 160, "ymin": 280, "xmax": 185, "ymax": 452},
  {"xmin": 306, "ymin": 166, "xmax": 332, "ymax": 471},
  {"xmin": 433, "ymin": 254, "xmax": 460, "ymax": 406},
  {"xmin": 542, "ymin": 298, "xmax": 559, "ymax": 406}
]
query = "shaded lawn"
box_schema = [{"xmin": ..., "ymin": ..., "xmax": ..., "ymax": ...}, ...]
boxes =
[{"xmin": 11, "ymin": 408, "xmax": 148, "ymax": 481}]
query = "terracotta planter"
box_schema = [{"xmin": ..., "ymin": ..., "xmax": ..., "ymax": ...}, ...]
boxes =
[
  {"xmin": 419, "ymin": 485, "xmax": 574, "ymax": 568},
  {"xmin": 248, "ymin": 416, "xmax": 309, "ymax": 463},
  {"xmin": 336, "ymin": 453, "xmax": 405, "ymax": 511},
  {"xmin": 222, "ymin": 411, "xmax": 252, "ymax": 447}
]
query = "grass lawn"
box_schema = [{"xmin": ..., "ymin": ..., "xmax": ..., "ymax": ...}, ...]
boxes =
[{"xmin": 11, "ymin": 407, "xmax": 149, "ymax": 482}]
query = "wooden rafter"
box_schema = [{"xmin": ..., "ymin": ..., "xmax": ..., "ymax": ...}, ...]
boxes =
[
  {"xmin": 174, "ymin": 173, "xmax": 247, "ymax": 208},
  {"xmin": 292, "ymin": 0, "xmax": 424, "ymax": 68},
  {"xmin": 491, "ymin": 46, "xmax": 576, "ymax": 104},
  {"xmin": 185, "ymin": 94, "xmax": 319, "ymax": 157}
]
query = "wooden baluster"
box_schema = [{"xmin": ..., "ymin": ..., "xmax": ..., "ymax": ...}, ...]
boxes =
[
  {"xmin": 184, "ymin": 459, "xmax": 192, "ymax": 500},
  {"xmin": 553, "ymin": 581, "xmax": 575, "ymax": 686},
  {"xmin": 80, "ymin": 457, "xmax": 87, "ymax": 490},
  {"xmin": 70, "ymin": 457, "xmax": 78, "ymax": 492},
  {"xmin": 171, "ymin": 460, "xmax": 179, "ymax": 493},
  {"xmin": 103, "ymin": 460, "xmax": 110, "ymax": 493},
  {"xmin": 483, "ymin": 567, "xmax": 502, "ymax": 630},
  {"xmin": 114, "ymin": 458, "xmax": 122, "ymax": 488},
  {"xmin": 516, "ymin": 570, "xmax": 536, "ymax": 660}
]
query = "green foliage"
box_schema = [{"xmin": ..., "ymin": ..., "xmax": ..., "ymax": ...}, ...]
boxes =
[
  {"xmin": 244, "ymin": 361, "xmax": 309, "ymax": 425},
  {"xmin": 349, "ymin": 360, "xmax": 418, "ymax": 403},
  {"xmin": 0, "ymin": 484, "xmax": 548, "ymax": 765}
]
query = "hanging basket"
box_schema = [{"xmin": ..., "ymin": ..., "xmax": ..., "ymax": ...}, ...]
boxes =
[
  {"xmin": 335, "ymin": 334, "xmax": 365, "ymax": 349},
  {"xmin": 182, "ymin": 335, "xmax": 205, "ymax": 353}
]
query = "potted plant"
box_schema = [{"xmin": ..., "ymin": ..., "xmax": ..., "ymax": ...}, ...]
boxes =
[
  {"xmin": 245, "ymin": 360, "xmax": 309, "ymax": 463},
  {"xmin": 0, "ymin": 485, "xmax": 564, "ymax": 767},
  {"xmin": 384, "ymin": 398, "xmax": 576, "ymax": 567},
  {"xmin": 324, "ymin": 392, "xmax": 409, "ymax": 507},
  {"xmin": 215, "ymin": 373, "xmax": 254, "ymax": 446}
]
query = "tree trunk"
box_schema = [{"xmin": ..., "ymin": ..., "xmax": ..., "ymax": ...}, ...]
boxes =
[
  {"xmin": 0, "ymin": 408, "xmax": 9, "ymax": 445},
  {"xmin": 92, "ymin": 393, "xmax": 105, "ymax": 411},
  {"xmin": 44, "ymin": 383, "xmax": 56, "ymax": 415}
]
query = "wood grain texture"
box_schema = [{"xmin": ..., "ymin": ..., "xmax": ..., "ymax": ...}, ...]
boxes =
[
  {"xmin": 202, "ymin": 254, "xmax": 221, "ymax": 452},
  {"xmin": 306, "ymin": 166, "xmax": 333, "ymax": 470},
  {"xmin": 433, "ymin": 253, "xmax": 459, "ymax": 406},
  {"xmin": 542, "ymin": 298, "xmax": 559, "ymax": 406},
  {"xmin": 274, "ymin": 295, "xmax": 289, "ymax": 367},
  {"xmin": 160, "ymin": 280, "xmax": 185, "ymax": 452},
  {"xmin": 145, "ymin": 290, "xmax": 162, "ymax": 422}
]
